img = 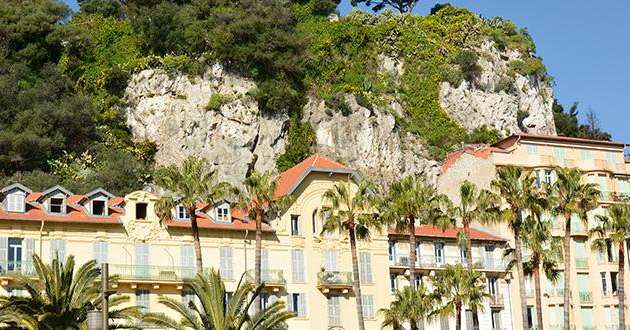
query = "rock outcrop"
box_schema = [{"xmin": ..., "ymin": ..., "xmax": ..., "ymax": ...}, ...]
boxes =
[{"xmin": 439, "ymin": 41, "xmax": 556, "ymax": 135}]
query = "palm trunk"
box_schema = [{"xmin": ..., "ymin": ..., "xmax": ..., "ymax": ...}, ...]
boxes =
[
  {"xmin": 533, "ymin": 257, "xmax": 544, "ymax": 330},
  {"xmin": 514, "ymin": 227, "xmax": 530, "ymax": 330},
  {"xmin": 619, "ymin": 241, "xmax": 625, "ymax": 330},
  {"xmin": 190, "ymin": 207, "xmax": 203, "ymax": 273},
  {"xmin": 254, "ymin": 210, "xmax": 262, "ymax": 314},
  {"xmin": 408, "ymin": 216, "xmax": 417, "ymax": 289},
  {"xmin": 455, "ymin": 302, "xmax": 462, "ymax": 330},
  {"xmin": 464, "ymin": 217, "xmax": 473, "ymax": 270},
  {"xmin": 563, "ymin": 213, "xmax": 571, "ymax": 330},
  {"xmin": 349, "ymin": 223, "xmax": 366, "ymax": 330}
]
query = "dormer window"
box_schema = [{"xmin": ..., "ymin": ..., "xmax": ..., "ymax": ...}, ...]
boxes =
[
  {"xmin": 216, "ymin": 204, "xmax": 230, "ymax": 223},
  {"xmin": 91, "ymin": 200, "xmax": 107, "ymax": 216},
  {"xmin": 6, "ymin": 192, "xmax": 26, "ymax": 213},
  {"xmin": 136, "ymin": 203, "xmax": 148, "ymax": 220},
  {"xmin": 49, "ymin": 197, "xmax": 65, "ymax": 214},
  {"xmin": 176, "ymin": 205, "xmax": 191, "ymax": 220}
]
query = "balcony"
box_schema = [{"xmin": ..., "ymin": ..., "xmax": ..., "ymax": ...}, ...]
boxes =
[
  {"xmin": 246, "ymin": 269, "xmax": 286, "ymax": 292},
  {"xmin": 489, "ymin": 294, "xmax": 504, "ymax": 308},
  {"xmin": 575, "ymin": 258, "xmax": 588, "ymax": 269},
  {"xmin": 390, "ymin": 255, "xmax": 411, "ymax": 267},
  {"xmin": 0, "ymin": 260, "xmax": 37, "ymax": 284},
  {"xmin": 579, "ymin": 291, "xmax": 593, "ymax": 304},
  {"xmin": 549, "ymin": 288, "xmax": 564, "ymax": 297},
  {"xmin": 473, "ymin": 257, "xmax": 508, "ymax": 273},
  {"xmin": 600, "ymin": 191, "xmax": 630, "ymax": 204},
  {"xmin": 108, "ymin": 264, "xmax": 197, "ymax": 285},
  {"xmin": 317, "ymin": 271, "xmax": 353, "ymax": 294}
]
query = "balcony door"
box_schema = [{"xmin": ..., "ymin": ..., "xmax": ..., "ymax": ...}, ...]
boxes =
[
  {"xmin": 8, "ymin": 238, "xmax": 22, "ymax": 271},
  {"xmin": 434, "ymin": 242, "xmax": 444, "ymax": 266}
]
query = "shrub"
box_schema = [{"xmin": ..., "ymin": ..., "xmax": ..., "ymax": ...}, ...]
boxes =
[
  {"xmin": 205, "ymin": 94, "xmax": 234, "ymax": 112},
  {"xmin": 453, "ymin": 50, "xmax": 482, "ymax": 82},
  {"xmin": 276, "ymin": 116, "xmax": 316, "ymax": 171},
  {"xmin": 465, "ymin": 126, "xmax": 501, "ymax": 144},
  {"xmin": 508, "ymin": 58, "xmax": 546, "ymax": 77}
]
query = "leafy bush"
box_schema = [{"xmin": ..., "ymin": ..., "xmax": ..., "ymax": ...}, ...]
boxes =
[
  {"xmin": 205, "ymin": 94, "xmax": 234, "ymax": 112},
  {"xmin": 508, "ymin": 58, "xmax": 547, "ymax": 77},
  {"xmin": 465, "ymin": 126, "xmax": 501, "ymax": 144},
  {"xmin": 452, "ymin": 50, "xmax": 482, "ymax": 82}
]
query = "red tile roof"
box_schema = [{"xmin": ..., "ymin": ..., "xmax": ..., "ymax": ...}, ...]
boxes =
[
  {"xmin": 492, "ymin": 133, "xmax": 625, "ymax": 149},
  {"xmin": 389, "ymin": 225, "xmax": 505, "ymax": 242},
  {"xmin": 441, "ymin": 145, "xmax": 505, "ymax": 172},
  {"xmin": 273, "ymin": 154, "xmax": 354, "ymax": 199}
]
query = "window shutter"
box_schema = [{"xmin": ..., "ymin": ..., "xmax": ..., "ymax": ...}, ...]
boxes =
[
  {"xmin": 298, "ymin": 293, "xmax": 307, "ymax": 317},
  {"xmin": 220, "ymin": 246, "xmax": 233, "ymax": 279},
  {"xmin": 359, "ymin": 252, "xmax": 372, "ymax": 283},
  {"xmin": 59, "ymin": 239, "xmax": 66, "ymax": 261},
  {"xmin": 261, "ymin": 248, "xmax": 269, "ymax": 272},
  {"xmin": 50, "ymin": 239, "xmax": 66, "ymax": 262},
  {"xmin": 23, "ymin": 238, "xmax": 34, "ymax": 273},
  {"xmin": 0, "ymin": 237, "xmax": 7, "ymax": 272},
  {"xmin": 325, "ymin": 250, "xmax": 337, "ymax": 271},
  {"xmin": 292, "ymin": 250, "xmax": 305, "ymax": 283}
]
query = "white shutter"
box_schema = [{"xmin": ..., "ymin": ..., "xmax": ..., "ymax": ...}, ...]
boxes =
[
  {"xmin": 359, "ymin": 252, "xmax": 372, "ymax": 283},
  {"xmin": 135, "ymin": 244, "xmax": 150, "ymax": 278},
  {"xmin": 325, "ymin": 250, "xmax": 337, "ymax": 271},
  {"xmin": 362, "ymin": 295, "xmax": 374, "ymax": 318},
  {"xmin": 292, "ymin": 250, "xmax": 305, "ymax": 283},
  {"xmin": 298, "ymin": 293, "xmax": 307, "ymax": 317},
  {"xmin": 220, "ymin": 246, "xmax": 233, "ymax": 279},
  {"xmin": 287, "ymin": 293, "xmax": 294, "ymax": 312},
  {"xmin": 24, "ymin": 238, "xmax": 34, "ymax": 273},
  {"xmin": 93, "ymin": 241, "xmax": 108, "ymax": 264},
  {"xmin": 181, "ymin": 245, "xmax": 194, "ymax": 279},
  {"xmin": 0, "ymin": 237, "xmax": 7, "ymax": 271},
  {"xmin": 261, "ymin": 248, "xmax": 269, "ymax": 272},
  {"xmin": 50, "ymin": 239, "xmax": 66, "ymax": 262}
]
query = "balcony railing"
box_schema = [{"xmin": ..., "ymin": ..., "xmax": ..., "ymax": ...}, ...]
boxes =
[
  {"xmin": 575, "ymin": 258, "xmax": 588, "ymax": 269},
  {"xmin": 245, "ymin": 269, "xmax": 286, "ymax": 287},
  {"xmin": 108, "ymin": 264, "xmax": 197, "ymax": 282},
  {"xmin": 600, "ymin": 191, "xmax": 630, "ymax": 203},
  {"xmin": 0, "ymin": 260, "xmax": 36, "ymax": 277},
  {"xmin": 549, "ymin": 288, "xmax": 564, "ymax": 297},
  {"xmin": 605, "ymin": 325, "xmax": 620, "ymax": 330},
  {"xmin": 317, "ymin": 271, "xmax": 353, "ymax": 287},
  {"xmin": 579, "ymin": 291, "xmax": 593, "ymax": 304}
]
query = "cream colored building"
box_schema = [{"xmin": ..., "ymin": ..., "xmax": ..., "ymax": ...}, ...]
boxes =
[
  {"xmin": 0, "ymin": 155, "xmax": 391, "ymax": 329},
  {"xmin": 439, "ymin": 133, "xmax": 630, "ymax": 330}
]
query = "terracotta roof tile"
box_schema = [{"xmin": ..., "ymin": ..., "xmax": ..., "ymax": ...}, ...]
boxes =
[
  {"xmin": 389, "ymin": 225, "xmax": 505, "ymax": 242},
  {"xmin": 274, "ymin": 154, "xmax": 352, "ymax": 199}
]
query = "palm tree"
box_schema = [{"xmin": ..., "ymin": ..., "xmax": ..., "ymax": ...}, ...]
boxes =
[
  {"xmin": 490, "ymin": 166, "xmax": 542, "ymax": 330},
  {"xmin": 379, "ymin": 175, "xmax": 452, "ymax": 288},
  {"xmin": 155, "ymin": 156, "xmax": 236, "ymax": 273},
  {"xmin": 519, "ymin": 212, "xmax": 562, "ymax": 330},
  {"xmin": 552, "ymin": 167, "xmax": 600, "ymax": 329},
  {"xmin": 379, "ymin": 284, "xmax": 435, "ymax": 330},
  {"xmin": 236, "ymin": 171, "xmax": 292, "ymax": 314},
  {"xmin": 590, "ymin": 203, "xmax": 630, "ymax": 330},
  {"xmin": 432, "ymin": 264, "xmax": 489, "ymax": 330},
  {"xmin": 0, "ymin": 254, "xmax": 141, "ymax": 329},
  {"xmin": 451, "ymin": 180, "xmax": 498, "ymax": 270},
  {"xmin": 322, "ymin": 179, "xmax": 383, "ymax": 330},
  {"xmin": 143, "ymin": 269, "xmax": 294, "ymax": 329}
]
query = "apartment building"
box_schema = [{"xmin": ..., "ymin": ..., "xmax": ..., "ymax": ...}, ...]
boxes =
[
  {"xmin": 388, "ymin": 225, "xmax": 512, "ymax": 330},
  {"xmin": 0, "ymin": 155, "xmax": 391, "ymax": 329},
  {"xmin": 439, "ymin": 133, "xmax": 630, "ymax": 330}
]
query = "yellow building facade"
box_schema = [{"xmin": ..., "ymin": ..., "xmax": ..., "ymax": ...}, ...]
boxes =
[
  {"xmin": 439, "ymin": 133, "xmax": 630, "ymax": 330},
  {"xmin": 0, "ymin": 155, "xmax": 394, "ymax": 329}
]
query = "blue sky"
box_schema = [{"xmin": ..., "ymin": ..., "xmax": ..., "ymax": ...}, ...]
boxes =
[{"xmin": 63, "ymin": 0, "xmax": 629, "ymax": 143}]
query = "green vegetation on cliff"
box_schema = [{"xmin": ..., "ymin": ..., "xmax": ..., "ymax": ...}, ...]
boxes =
[{"xmin": 1, "ymin": 0, "xmax": 582, "ymax": 192}]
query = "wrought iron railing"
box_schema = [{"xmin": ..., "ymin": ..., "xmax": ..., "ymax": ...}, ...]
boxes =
[
  {"xmin": 0, "ymin": 260, "xmax": 36, "ymax": 277},
  {"xmin": 317, "ymin": 271, "xmax": 353, "ymax": 286},
  {"xmin": 579, "ymin": 291, "xmax": 593, "ymax": 304},
  {"xmin": 245, "ymin": 269, "xmax": 286, "ymax": 286},
  {"xmin": 108, "ymin": 264, "xmax": 197, "ymax": 282}
]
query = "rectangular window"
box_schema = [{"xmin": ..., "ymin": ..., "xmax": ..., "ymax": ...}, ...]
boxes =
[
  {"xmin": 176, "ymin": 205, "xmax": 190, "ymax": 220},
  {"xmin": 135, "ymin": 289, "xmax": 150, "ymax": 312},
  {"xmin": 49, "ymin": 197, "xmax": 64, "ymax": 214},
  {"xmin": 324, "ymin": 250, "xmax": 337, "ymax": 271},
  {"xmin": 581, "ymin": 307, "xmax": 594, "ymax": 328},
  {"xmin": 220, "ymin": 246, "xmax": 233, "ymax": 280},
  {"xmin": 135, "ymin": 203, "xmax": 147, "ymax": 219},
  {"xmin": 49, "ymin": 239, "xmax": 66, "ymax": 262},
  {"xmin": 181, "ymin": 290, "xmax": 195, "ymax": 307},
  {"xmin": 611, "ymin": 271, "xmax": 618, "ymax": 294},
  {"xmin": 8, "ymin": 238, "xmax": 22, "ymax": 271},
  {"xmin": 327, "ymin": 295, "xmax": 341, "ymax": 326},
  {"xmin": 527, "ymin": 145, "xmax": 539, "ymax": 155},
  {"xmin": 291, "ymin": 249, "xmax": 305, "ymax": 283},
  {"xmin": 581, "ymin": 150, "xmax": 593, "ymax": 160},
  {"xmin": 544, "ymin": 169, "xmax": 553, "ymax": 184},
  {"xmin": 359, "ymin": 252, "xmax": 373, "ymax": 284},
  {"xmin": 6, "ymin": 192, "xmax": 25, "ymax": 213},
  {"xmin": 527, "ymin": 306, "xmax": 536, "ymax": 329},
  {"xmin": 465, "ymin": 310, "xmax": 479, "ymax": 329},
  {"xmin": 553, "ymin": 147, "xmax": 566, "ymax": 159},
  {"xmin": 216, "ymin": 206, "xmax": 230, "ymax": 222},
  {"xmin": 488, "ymin": 277, "xmax": 498, "ymax": 296},
  {"xmin": 91, "ymin": 200, "xmax": 106, "ymax": 216},
  {"xmin": 93, "ymin": 240, "xmax": 108, "ymax": 264},
  {"xmin": 290, "ymin": 214, "xmax": 301, "ymax": 236},
  {"xmin": 288, "ymin": 293, "xmax": 307, "ymax": 317},
  {"xmin": 491, "ymin": 310, "xmax": 502, "ymax": 329},
  {"xmin": 311, "ymin": 210, "xmax": 318, "ymax": 235},
  {"xmin": 389, "ymin": 274, "xmax": 398, "ymax": 292},
  {"xmin": 388, "ymin": 241, "xmax": 396, "ymax": 262},
  {"xmin": 601, "ymin": 272, "xmax": 608, "ymax": 296},
  {"xmin": 434, "ymin": 242, "xmax": 444, "ymax": 265},
  {"xmin": 606, "ymin": 152, "xmax": 616, "ymax": 162},
  {"xmin": 362, "ymin": 295, "xmax": 374, "ymax": 318}
]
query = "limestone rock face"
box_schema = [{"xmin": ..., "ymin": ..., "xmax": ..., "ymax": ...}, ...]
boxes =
[
  {"xmin": 124, "ymin": 64, "xmax": 288, "ymax": 187},
  {"xmin": 439, "ymin": 41, "xmax": 556, "ymax": 135},
  {"xmin": 302, "ymin": 95, "xmax": 441, "ymax": 186}
]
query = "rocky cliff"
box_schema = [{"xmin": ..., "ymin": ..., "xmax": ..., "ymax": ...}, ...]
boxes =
[{"xmin": 125, "ymin": 45, "xmax": 555, "ymax": 187}]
